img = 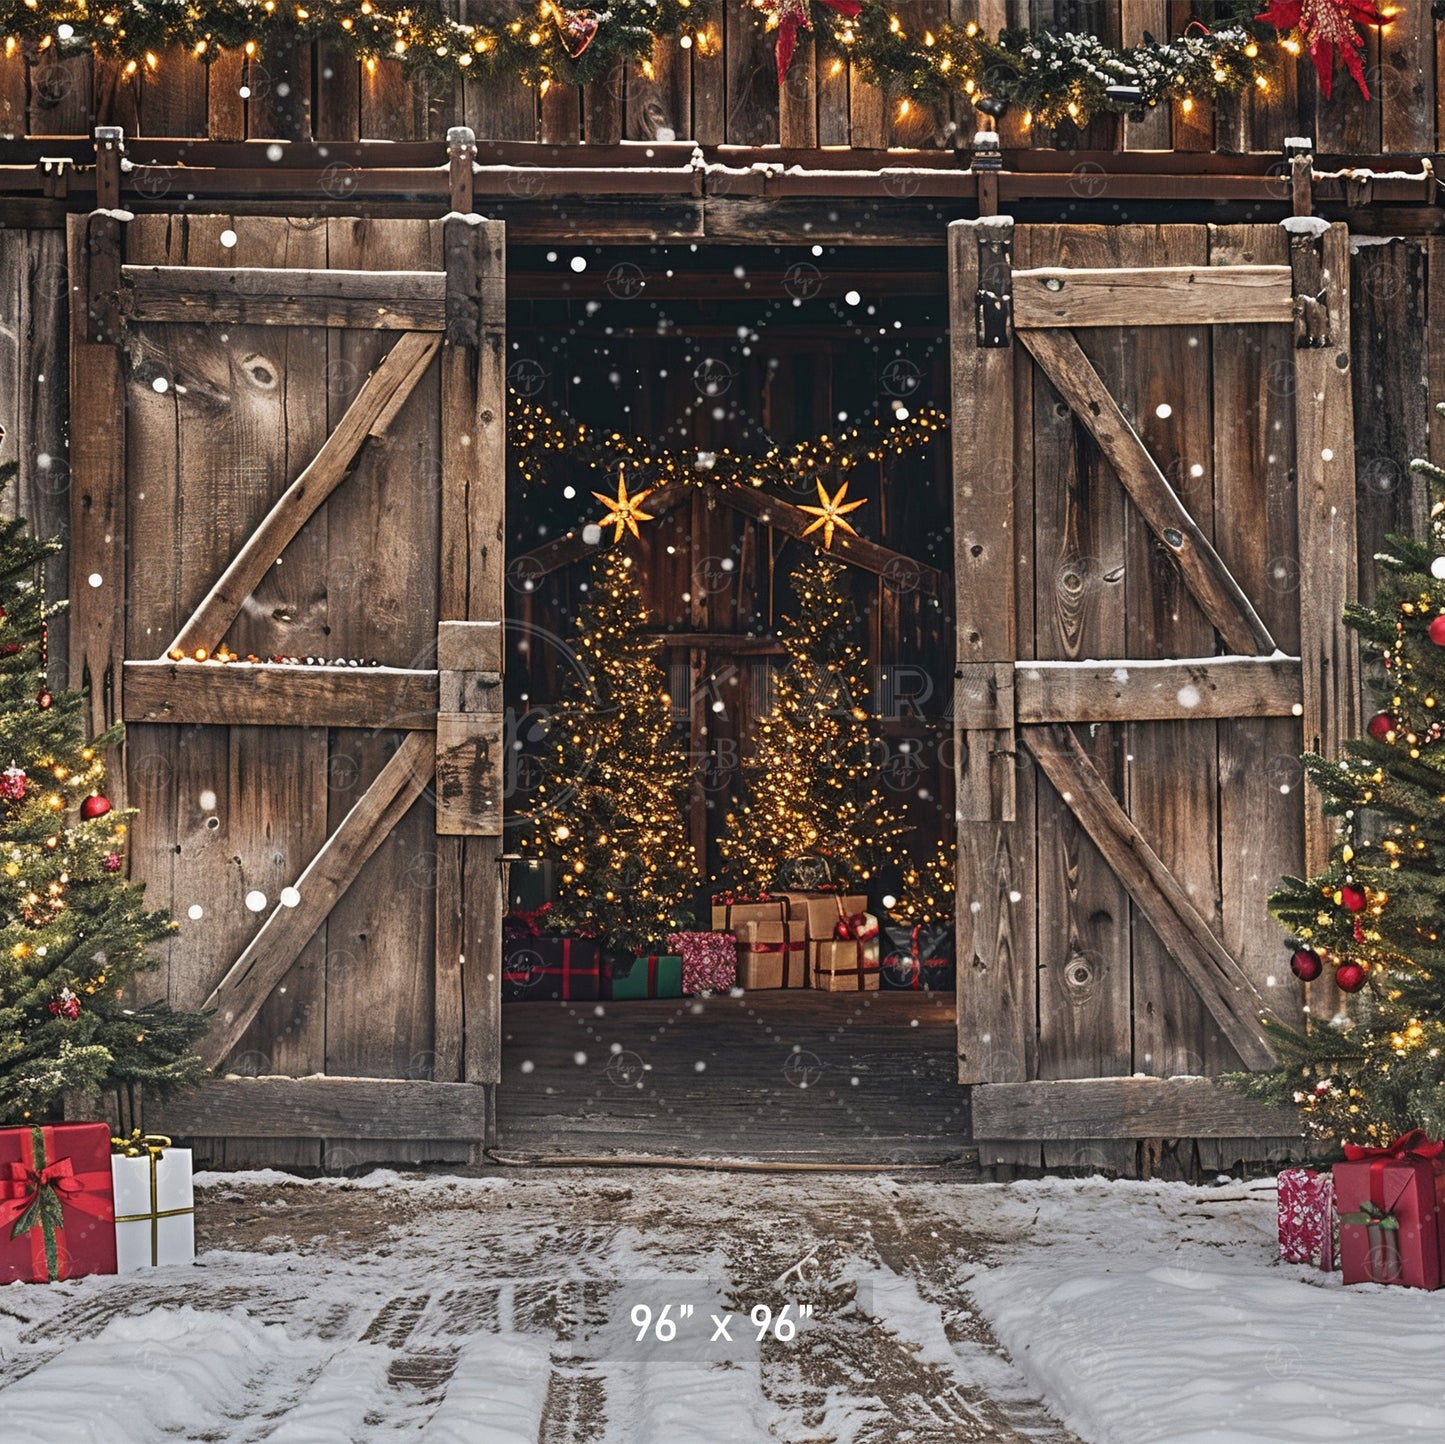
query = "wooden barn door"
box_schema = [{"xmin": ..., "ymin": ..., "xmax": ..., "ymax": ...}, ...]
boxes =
[
  {"xmin": 950, "ymin": 218, "xmax": 1358, "ymax": 1157},
  {"xmin": 68, "ymin": 204, "xmax": 506, "ymax": 1164}
]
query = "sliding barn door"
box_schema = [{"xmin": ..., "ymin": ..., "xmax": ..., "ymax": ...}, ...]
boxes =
[
  {"xmin": 950, "ymin": 219, "xmax": 1358, "ymax": 1144},
  {"xmin": 68, "ymin": 211, "xmax": 506, "ymax": 1162}
]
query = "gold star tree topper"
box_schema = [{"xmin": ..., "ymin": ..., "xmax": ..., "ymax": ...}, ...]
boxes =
[
  {"xmin": 798, "ymin": 479, "xmax": 866, "ymax": 551},
  {"xmin": 593, "ymin": 465, "xmax": 656, "ymax": 542}
]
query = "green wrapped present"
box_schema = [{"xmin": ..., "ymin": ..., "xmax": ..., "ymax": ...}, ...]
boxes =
[{"xmin": 606, "ymin": 954, "xmax": 684, "ymax": 1000}]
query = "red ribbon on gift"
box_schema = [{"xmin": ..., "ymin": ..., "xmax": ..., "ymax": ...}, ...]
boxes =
[
  {"xmin": 1342, "ymin": 1130, "xmax": 1445, "ymax": 1163},
  {"xmin": 503, "ymin": 902, "xmax": 553, "ymax": 942},
  {"xmin": 0, "ymin": 1126, "xmax": 114, "ymax": 1282},
  {"xmin": 1340, "ymin": 1131, "xmax": 1441, "ymax": 1284}
]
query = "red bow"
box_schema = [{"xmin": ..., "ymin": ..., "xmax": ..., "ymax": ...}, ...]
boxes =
[
  {"xmin": 1256, "ymin": 0, "xmax": 1388, "ymax": 102},
  {"xmin": 0, "ymin": 1155, "xmax": 116, "ymax": 1233},
  {"xmin": 503, "ymin": 902, "xmax": 553, "ymax": 941},
  {"xmin": 774, "ymin": 0, "xmax": 863, "ymax": 85},
  {"xmin": 1342, "ymin": 1129, "xmax": 1445, "ymax": 1162}
]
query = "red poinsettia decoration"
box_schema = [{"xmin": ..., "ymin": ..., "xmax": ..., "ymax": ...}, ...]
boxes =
[
  {"xmin": 769, "ymin": 0, "xmax": 863, "ymax": 85},
  {"xmin": 1256, "ymin": 0, "xmax": 1390, "ymax": 101}
]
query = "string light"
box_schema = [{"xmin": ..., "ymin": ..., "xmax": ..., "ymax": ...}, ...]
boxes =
[
  {"xmin": 508, "ymin": 390, "xmax": 948, "ymax": 499},
  {"xmin": 3, "ymin": 2, "xmax": 1281, "ymax": 125}
]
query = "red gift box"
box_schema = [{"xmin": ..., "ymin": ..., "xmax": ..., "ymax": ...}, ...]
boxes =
[
  {"xmin": 502, "ymin": 936, "xmax": 602, "ymax": 1001},
  {"xmin": 1277, "ymin": 1167, "xmax": 1336, "ymax": 1270},
  {"xmin": 0, "ymin": 1121, "xmax": 117, "ymax": 1284},
  {"xmin": 1333, "ymin": 1131, "xmax": 1445, "ymax": 1289}
]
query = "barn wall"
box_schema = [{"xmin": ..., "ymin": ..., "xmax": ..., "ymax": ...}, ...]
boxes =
[
  {"xmin": 1, "ymin": 1, "xmax": 1439, "ymax": 152},
  {"xmin": 0, "ymin": 216, "xmax": 1439, "ymax": 1168},
  {"xmin": 0, "ymin": 228, "xmax": 69, "ymax": 680}
]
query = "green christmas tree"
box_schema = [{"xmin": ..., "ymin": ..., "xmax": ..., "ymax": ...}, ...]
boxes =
[
  {"xmin": 526, "ymin": 549, "xmax": 697, "ymax": 955},
  {"xmin": 889, "ymin": 837, "xmax": 955, "ymax": 927},
  {"xmin": 0, "ymin": 471, "xmax": 208, "ymax": 1125},
  {"xmin": 1233, "ymin": 434, "xmax": 1445, "ymax": 1147},
  {"xmin": 719, "ymin": 552, "xmax": 907, "ymax": 891}
]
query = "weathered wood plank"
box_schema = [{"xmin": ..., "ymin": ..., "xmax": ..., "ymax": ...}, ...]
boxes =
[
  {"xmin": 724, "ymin": 0, "xmax": 778, "ymax": 146},
  {"xmin": 199, "ymin": 731, "xmax": 436, "ymax": 1069},
  {"xmin": 1011, "ymin": 265, "xmax": 1293, "ymax": 329},
  {"xmin": 156, "ymin": 1077, "xmax": 489, "ymax": 1140},
  {"xmin": 1292, "ymin": 221, "xmax": 1359, "ymax": 874},
  {"xmin": 436, "ymin": 707, "xmax": 503, "ymax": 835},
  {"xmin": 0, "ymin": 232, "xmax": 68, "ymax": 679},
  {"xmin": 971, "ymin": 1077, "xmax": 1299, "ymax": 1140},
  {"xmin": 322, "ymin": 218, "xmax": 442, "ymax": 1120},
  {"xmin": 437, "ymin": 620, "xmax": 504, "ymax": 675},
  {"xmin": 778, "ymin": 34, "xmax": 818, "ymax": 149},
  {"xmin": 950, "ymin": 218, "xmax": 1029, "ymax": 1086},
  {"xmin": 1023, "ymin": 722, "xmax": 1276, "ymax": 1072},
  {"xmin": 626, "ymin": 33, "xmax": 690, "ymax": 142},
  {"xmin": 123, "ymin": 660, "xmax": 439, "ymax": 729},
  {"xmin": 206, "ymin": 50, "xmax": 246, "ymax": 142},
  {"xmin": 121, "ymin": 264, "xmax": 447, "ymax": 330},
  {"xmin": 1025, "ymin": 224, "xmax": 1132, "ymax": 1141},
  {"xmin": 1020, "ymin": 327, "xmax": 1275, "ymax": 658},
  {"xmin": 1120, "ymin": 0, "xmax": 1171, "ymax": 150},
  {"xmin": 1116, "ymin": 223, "xmax": 1228, "ymax": 1079},
  {"xmin": 66, "ymin": 215, "xmax": 127, "ymax": 746},
  {"xmin": 138, "ymin": 48, "xmax": 208, "ymax": 138},
  {"xmin": 1210, "ymin": 222, "xmax": 1307, "ymax": 1038},
  {"xmin": 583, "ymin": 59, "xmax": 625, "ymax": 145},
  {"xmin": 1012, "ymin": 656, "xmax": 1301, "ymax": 724},
  {"xmin": 168, "ymin": 330, "xmax": 440, "ymax": 656}
]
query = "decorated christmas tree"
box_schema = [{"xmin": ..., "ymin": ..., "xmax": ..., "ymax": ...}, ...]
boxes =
[
  {"xmin": 719, "ymin": 551, "xmax": 907, "ymax": 891},
  {"xmin": 526, "ymin": 549, "xmax": 697, "ymax": 955},
  {"xmin": 888, "ymin": 837, "xmax": 955, "ymax": 928},
  {"xmin": 1233, "ymin": 435, "xmax": 1445, "ymax": 1146},
  {"xmin": 0, "ymin": 473, "xmax": 207, "ymax": 1125}
]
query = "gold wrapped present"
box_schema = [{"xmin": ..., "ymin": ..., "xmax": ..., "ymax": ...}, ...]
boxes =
[
  {"xmin": 809, "ymin": 936, "xmax": 881, "ymax": 992},
  {"xmin": 734, "ymin": 919, "xmax": 808, "ymax": 990}
]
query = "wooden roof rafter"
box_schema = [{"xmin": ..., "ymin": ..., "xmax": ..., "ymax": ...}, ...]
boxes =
[{"xmin": 511, "ymin": 475, "xmax": 948, "ymax": 597}]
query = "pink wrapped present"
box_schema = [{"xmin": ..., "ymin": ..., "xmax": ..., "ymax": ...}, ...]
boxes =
[
  {"xmin": 667, "ymin": 931, "xmax": 737, "ymax": 994},
  {"xmin": 1278, "ymin": 1167, "xmax": 1336, "ymax": 1270}
]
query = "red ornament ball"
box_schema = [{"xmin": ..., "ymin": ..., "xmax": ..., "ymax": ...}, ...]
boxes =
[
  {"xmin": 47, "ymin": 988, "xmax": 80, "ymax": 1021},
  {"xmin": 35, "ymin": 689, "xmax": 52, "ymax": 710},
  {"xmin": 1367, "ymin": 712, "xmax": 1396, "ymax": 742},
  {"xmin": 0, "ymin": 764, "xmax": 25, "ymax": 802},
  {"xmin": 1429, "ymin": 615, "xmax": 1445, "ymax": 647},
  {"xmin": 80, "ymin": 794, "xmax": 112, "ymax": 821},
  {"xmin": 1290, "ymin": 947, "xmax": 1323, "ymax": 982},
  {"xmin": 1335, "ymin": 961, "xmax": 1369, "ymax": 994},
  {"xmin": 1340, "ymin": 883, "xmax": 1367, "ymax": 914},
  {"xmin": 102, "ymin": 852, "xmax": 122, "ymax": 872}
]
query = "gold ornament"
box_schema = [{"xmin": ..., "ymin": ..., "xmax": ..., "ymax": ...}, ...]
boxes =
[
  {"xmin": 593, "ymin": 466, "xmax": 656, "ymax": 542},
  {"xmin": 798, "ymin": 479, "xmax": 866, "ymax": 551}
]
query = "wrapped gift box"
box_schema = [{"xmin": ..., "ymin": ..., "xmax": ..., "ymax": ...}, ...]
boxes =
[
  {"xmin": 503, "ymin": 935, "xmax": 602, "ymax": 1001},
  {"xmin": 810, "ymin": 937, "xmax": 881, "ymax": 992},
  {"xmin": 0, "ymin": 1121, "xmax": 117, "ymax": 1284},
  {"xmin": 778, "ymin": 891, "xmax": 868, "ymax": 943},
  {"xmin": 1277, "ymin": 1167, "xmax": 1336, "ymax": 1270},
  {"xmin": 734, "ymin": 919, "xmax": 808, "ymax": 990},
  {"xmin": 709, "ymin": 894, "xmax": 791, "ymax": 932},
  {"xmin": 881, "ymin": 922, "xmax": 956, "ymax": 991},
  {"xmin": 667, "ymin": 931, "xmax": 737, "ymax": 994},
  {"xmin": 1333, "ymin": 1132, "xmax": 1445, "ymax": 1289},
  {"xmin": 112, "ymin": 1137, "xmax": 195, "ymax": 1273},
  {"xmin": 606, "ymin": 953, "xmax": 684, "ymax": 1001}
]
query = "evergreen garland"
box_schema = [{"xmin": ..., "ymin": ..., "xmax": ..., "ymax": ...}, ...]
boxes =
[{"xmin": 0, "ymin": 1, "xmax": 1295, "ymax": 127}]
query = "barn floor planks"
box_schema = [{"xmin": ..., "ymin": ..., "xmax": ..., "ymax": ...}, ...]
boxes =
[{"xmin": 497, "ymin": 989, "xmax": 968, "ymax": 1163}]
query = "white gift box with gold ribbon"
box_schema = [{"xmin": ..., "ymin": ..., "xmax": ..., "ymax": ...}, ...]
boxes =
[{"xmin": 110, "ymin": 1135, "xmax": 195, "ymax": 1272}]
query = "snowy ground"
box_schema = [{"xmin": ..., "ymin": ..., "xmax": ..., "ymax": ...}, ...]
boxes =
[{"xmin": 1, "ymin": 1169, "xmax": 1443, "ymax": 1443}]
